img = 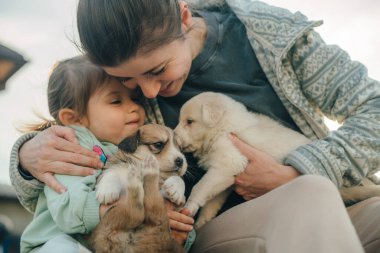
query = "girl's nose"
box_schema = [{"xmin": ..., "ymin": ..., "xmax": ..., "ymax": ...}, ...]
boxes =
[{"xmin": 127, "ymin": 98, "xmax": 141, "ymax": 112}]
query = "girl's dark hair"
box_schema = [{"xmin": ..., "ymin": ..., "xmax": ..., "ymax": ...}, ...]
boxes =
[
  {"xmin": 77, "ymin": 0, "xmax": 184, "ymax": 67},
  {"xmin": 25, "ymin": 56, "xmax": 110, "ymax": 132}
]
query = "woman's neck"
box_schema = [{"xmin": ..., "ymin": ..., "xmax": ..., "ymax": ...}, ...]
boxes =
[{"xmin": 189, "ymin": 17, "xmax": 208, "ymax": 60}]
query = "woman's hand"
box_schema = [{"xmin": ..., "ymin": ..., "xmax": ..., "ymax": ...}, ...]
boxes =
[
  {"xmin": 165, "ymin": 201, "xmax": 194, "ymax": 245},
  {"xmin": 19, "ymin": 125, "xmax": 103, "ymax": 193},
  {"xmin": 230, "ymin": 134, "xmax": 301, "ymax": 200}
]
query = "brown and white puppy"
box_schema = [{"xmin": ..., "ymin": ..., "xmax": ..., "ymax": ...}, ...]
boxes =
[
  {"xmin": 90, "ymin": 124, "xmax": 187, "ymax": 253},
  {"xmin": 174, "ymin": 92, "xmax": 380, "ymax": 228},
  {"xmin": 91, "ymin": 155, "xmax": 184, "ymax": 253},
  {"xmin": 96, "ymin": 123, "xmax": 187, "ymax": 207}
]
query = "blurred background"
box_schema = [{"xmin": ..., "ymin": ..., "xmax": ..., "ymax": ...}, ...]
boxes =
[
  {"xmin": 0, "ymin": 0, "xmax": 379, "ymax": 252},
  {"xmin": 0, "ymin": 1, "xmax": 79, "ymax": 252}
]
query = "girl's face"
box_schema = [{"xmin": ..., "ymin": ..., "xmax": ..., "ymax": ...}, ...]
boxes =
[
  {"xmin": 103, "ymin": 38, "xmax": 194, "ymax": 99},
  {"xmin": 80, "ymin": 78, "xmax": 145, "ymax": 144}
]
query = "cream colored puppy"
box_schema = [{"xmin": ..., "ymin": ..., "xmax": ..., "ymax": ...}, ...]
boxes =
[
  {"xmin": 174, "ymin": 92, "xmax": 310, "ymax": 227},
  {"xmin": 174, "ymin": 92, "xmax": 380, "ymax": 228}
]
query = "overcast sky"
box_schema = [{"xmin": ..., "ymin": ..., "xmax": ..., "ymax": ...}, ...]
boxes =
[{"xmin": 0, "ymin": 0, "xmax": 379, "ymax": 185}]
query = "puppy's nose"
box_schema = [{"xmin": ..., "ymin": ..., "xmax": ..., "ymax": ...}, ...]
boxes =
[{"xmin": 175, "ymin": 157, "xmax": 184, "ymax": 170}]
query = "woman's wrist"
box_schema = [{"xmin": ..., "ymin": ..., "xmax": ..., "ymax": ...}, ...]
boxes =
[
  {"xmin": 280, "ymin": 165, "xmax": 301, "ymax": 185},
  {"xmin": 13, "ymin": 132, "xmax": 38, "ymax": 180},
  {"xmin": 18, "ymin": 166, "xmax": 35, "ymax": 180}
]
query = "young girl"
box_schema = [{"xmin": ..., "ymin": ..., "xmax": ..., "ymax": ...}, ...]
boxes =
[
  {"xmin": 20, "ymin": 55, "xmax": 147, "ymax": 253},
  {"xmin": 12, "ymin": 0, "xmax": 380, "ymax": 252}
]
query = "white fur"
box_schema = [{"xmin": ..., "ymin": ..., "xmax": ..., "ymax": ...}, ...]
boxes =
[
  {"xmin": 96, "ymin": 167, "xmax": 124, "ymax": 205},
  {"xmin": 95, "ymin": 147, "xmax": 149, "ymax": 205},
  {"xmin": 161, "ymin": 176, "xmax": 186, "ymax": 206},
  {"xmin": 174, "ymin": 92, "xmax": 311, "ymax": 227}
]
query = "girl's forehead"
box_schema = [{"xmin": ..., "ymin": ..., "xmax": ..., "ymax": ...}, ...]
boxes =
[{"xmin": 95, "ymin": 77, "xmax": 126, "ymax": 94}]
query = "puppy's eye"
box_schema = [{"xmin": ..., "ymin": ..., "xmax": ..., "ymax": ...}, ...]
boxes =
[
  {"xmin": 186, "ymin": 119, "xmax": 194, "ymax": 125},
  {"xmin": 148, "ymin": 142, "xmax": 165, "ymax": 154},
  {"xmin": 153, "ymin": 142, "xmax": 164, "ymax": 150}
]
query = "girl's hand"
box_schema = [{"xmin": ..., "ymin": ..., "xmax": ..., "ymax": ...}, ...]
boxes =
[
  {"xmin": 229, "ymin": 134, "xmax": 300, "ymax": 200},
  {"xmin": 165, "ymin": 201, "xmax": 194, "ymax": 245},
  {"xmin": 19, "ymin": 125, "xmax": 102, "ymax": 193}
]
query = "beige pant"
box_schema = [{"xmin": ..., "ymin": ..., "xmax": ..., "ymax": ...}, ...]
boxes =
[{"xmin": 190, "ymin": 175, "xmax": 378, "ymax": 253}]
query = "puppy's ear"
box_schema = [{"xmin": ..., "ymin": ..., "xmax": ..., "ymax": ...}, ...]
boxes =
[
  {"xmin": 118, "ymin": 131, "xmax": 140, "ymax": 153},
  {"xmin": 201, "ymin": 103, "xmax": 225, "ymax": 127}
]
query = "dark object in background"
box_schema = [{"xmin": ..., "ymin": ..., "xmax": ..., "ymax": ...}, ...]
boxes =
[
  {"xmin": 0, "ymin": 222, "xmax": 20, "ymax": 253},
  {"xmin": 0, "ymin": 43, "xmax": 27, "ymax": 90}
]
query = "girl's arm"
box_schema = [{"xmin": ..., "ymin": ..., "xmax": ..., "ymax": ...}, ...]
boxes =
[
  {"xmin": 44, "ymin": 173, "xmax": 100, "ymax": 234},
  {"xmin": 9, "ymin": 126, "xmax": 102, "ymax": 212}
]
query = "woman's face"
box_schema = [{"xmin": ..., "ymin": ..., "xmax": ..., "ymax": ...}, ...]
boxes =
[{"xmin": 103, "ymin": 38, "xmax": 194, "ymax": 99}]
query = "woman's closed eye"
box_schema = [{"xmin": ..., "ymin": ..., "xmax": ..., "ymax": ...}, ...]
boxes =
[
  {"xmin": 117, "ymin": 77, "xmax": 132, "ymax": 85},
  {"xmin": 147, "ymin": 66, "xmax": 166, "ymax": 77}
]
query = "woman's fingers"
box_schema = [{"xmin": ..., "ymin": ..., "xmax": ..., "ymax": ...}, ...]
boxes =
[
  {"xmin": 234, "ymin": 185, "xmax": 249, "ymax": 196},
  {"xmin": 169, "ymin": 219, "xmax": 193, "ymax": 232},
  {"xmin": 167, "ymin": 209, "xmax": 194, "ymax": 225},
  {"xmin": 171, "ymin": 230, "xmax": 188, "ymax": 246},
  {"xmin": 50, "ymin": 125, "xmax": 79, "ymax": 144},
  {"xmin": 43, "ymin": 130, "xmax": 101, "ymax": 167},
  {"xmin": 35, "ymin": 161, "xmax": 98, "ymax": 193},
  {"xmin": 45, "ymin": 161, "xmax": 97, "ymax": 177},
  {"xmin": 40, "ymin": 172, "xmax": 67, "ymax": 193},
  {"xmin": 229, "ymin": 133, "xmax": 256, "ymax": 157},
  {"xmin": 18, "ymin": 125, "xmax": 103, "ymax": 193},
  {"xmin": 180, "ymin": 207, "xmax": 191, "ymax": 216},
  {"xmin": 167, "ymin": 210, "xmax": 194, "ymax": 232}
]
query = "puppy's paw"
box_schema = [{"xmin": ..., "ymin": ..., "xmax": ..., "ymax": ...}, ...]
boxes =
[
  {"xmin": 141, "ymin": 155, "xmax": 159, "ymax": 176},
  {"xmin": 184, "ymin": 202, "xmax": 199, "ymax": 217},
  {"xmin": 161, "ymin": 176, "xmax": 186, "ymax": 206},
  {"xmin": 195, "ymin": 217, "xmax": 208, "ymax": 230},
  {"xmin": 96, "ymin": 183, "xmax": 121, "ymax": 205}
]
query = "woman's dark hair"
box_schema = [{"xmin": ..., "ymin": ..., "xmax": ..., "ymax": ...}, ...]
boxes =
[{"xmin": 77, "ymin": 0, "xmax": 184, "ymax": 67}]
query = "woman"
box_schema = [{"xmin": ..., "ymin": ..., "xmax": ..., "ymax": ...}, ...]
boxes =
[{"xmin": 10, "ymin": 0, "xmax": 380, "ymax": 252}]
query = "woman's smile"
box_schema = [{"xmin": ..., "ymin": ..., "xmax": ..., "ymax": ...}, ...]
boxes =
[{"xmin": 159, "ymin": 81, "xmax": 174, "ymax": 96}]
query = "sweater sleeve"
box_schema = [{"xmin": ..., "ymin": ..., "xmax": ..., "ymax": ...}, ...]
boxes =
[
  {"xmin": 284, "ymin": 30, "xmax": 380, "ymax": 187},
  {"xmin": 9, "ymin": 132, "xmax": 44, "ymax": 213},
  {"xmin": 44, "ymin": 173, "xmax": 100, "ymax": 234}
]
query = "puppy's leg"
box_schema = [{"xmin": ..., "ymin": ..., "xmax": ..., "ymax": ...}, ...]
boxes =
[
  {"xmin": 91, "ymin": 172, "xmax": 145, "ymax": 253},
  {"xmin": 140, "ymin": 156, "xmax": 185, "ymax": 253},
  {"xmin": 195, "ymin": 189, "xmax": 231, "ymax": 229},
  {"xmin": 161, "ymin": 176, "xmax": 186, "ymax": 206},
  {"xmin": 96, "ymin": 170, "xmax": 123, "ymax": 205},
  {"xmin": 141, "ymin": 155, "xmax": 168, "ymax": 225},
  {"xmin": 185, "ymin": 170, "xmax": 235, "ymax": 217}
]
